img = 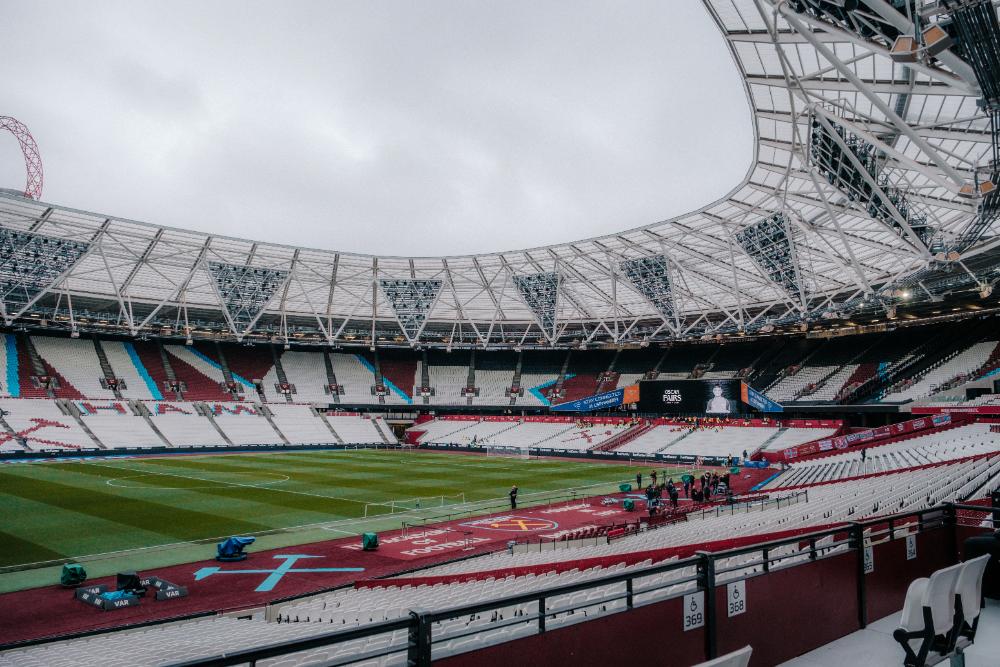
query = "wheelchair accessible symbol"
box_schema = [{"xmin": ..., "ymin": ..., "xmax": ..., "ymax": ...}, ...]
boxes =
[{"xmin": 194, "ymin": 554, "xmax": 364, "ymax": 592}]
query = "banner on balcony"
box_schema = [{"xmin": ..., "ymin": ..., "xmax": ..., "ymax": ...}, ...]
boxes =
[
  {"xmin": 778, "ymin": 413, "xmax": 952, "ymax": 461},
  {"xmin": 740, "ymin": 383, "xmax": 784, "ymax": 413},
  {"xmin": 911, "ymin": 405, "xmax": 1000, "ymax": 415},
  {"xmin": 551, "ymin": 388, "xmax": 625, "ymax": 412}
]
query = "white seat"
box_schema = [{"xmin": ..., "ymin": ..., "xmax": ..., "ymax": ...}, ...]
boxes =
[
  {"xmin": 954, "ymin": 554, "xmax": 991, "ymax": 646},
  {"xmin": 693, "ymin": 645, "xmax": 752, "ymax": 667},
  {"xmin": 894, "ymin": 563, "xmax": 962, "ymax": 666}
]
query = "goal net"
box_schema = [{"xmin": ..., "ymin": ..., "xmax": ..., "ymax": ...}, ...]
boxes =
[
  {"xmin": 362, "ymin": 492, "xmax": 466, "ymax": 517},
  {"xmin": 485, "ymin": 445, "xmax": 530, "ymax": 459}
]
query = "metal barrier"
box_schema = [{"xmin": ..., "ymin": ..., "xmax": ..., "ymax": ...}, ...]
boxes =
[{"xmin": 166, "ymin": 502, "xmax": 990, "ymax": 667}]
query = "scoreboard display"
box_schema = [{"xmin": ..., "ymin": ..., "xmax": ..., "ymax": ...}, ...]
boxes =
[{"xmin": 636, "ymin": 379, "xmax": 744, "ymax": 415}]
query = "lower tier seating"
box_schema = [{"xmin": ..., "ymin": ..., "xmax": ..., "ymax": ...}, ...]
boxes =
[{"xmin": 762, "ymin": 423, "xmax": 1000, "ymax": 489}]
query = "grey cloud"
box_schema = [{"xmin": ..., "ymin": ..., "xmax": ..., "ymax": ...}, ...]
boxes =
[{"xmin": 0, "ymin": 1, "xmax": 752, "ymax": 256}]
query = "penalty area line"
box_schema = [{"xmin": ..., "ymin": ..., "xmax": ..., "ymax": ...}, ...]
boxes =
[{"xmin": 77, "ymin": 460, "xmax": 373, "ymax": 506}]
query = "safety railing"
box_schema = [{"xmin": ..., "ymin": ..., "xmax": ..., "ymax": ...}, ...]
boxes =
[{"xmin": 169, "ymin": 502, "xmax": 988, "ymax": 667}]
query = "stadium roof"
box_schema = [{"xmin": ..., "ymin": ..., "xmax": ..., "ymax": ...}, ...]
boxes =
[{"xmin": 1, "ymin": 0, "xmax": 999, "ymax": 348}]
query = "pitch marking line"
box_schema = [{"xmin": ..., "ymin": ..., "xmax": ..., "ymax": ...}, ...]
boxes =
[
  {"xmin": 106, "ymin": 471, "xmax": 290, "ymax": 490},
  {"xmin": 84, "ymin": 460, "xmax": 473, "ymax": 512},
  {"xmin": 80, "ymin": 461, "xmax": 373, "ymax": 506}
]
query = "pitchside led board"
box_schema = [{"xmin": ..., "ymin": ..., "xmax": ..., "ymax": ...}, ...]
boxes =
[{"xmin": 636, "ymin": 379, "xmax": 783, "ymax": 414}]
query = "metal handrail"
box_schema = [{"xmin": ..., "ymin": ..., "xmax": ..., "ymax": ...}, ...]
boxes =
[{"xmin": 167, "ymin": 501, "xmax": 982, "ymax": 667}]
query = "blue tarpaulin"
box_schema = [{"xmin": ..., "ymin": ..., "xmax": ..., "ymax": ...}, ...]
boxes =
[
  {"xmin": 100, "ymin": 590, "xmax": 134, "ymax": 601},
  {"xmin": 217, "ymin": 536, "xmax": 256, "ymax": 561}
]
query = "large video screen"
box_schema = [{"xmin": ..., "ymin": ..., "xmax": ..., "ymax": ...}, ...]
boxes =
[{"xmin": 636, "ymin": 379, "xmax": 744, "ymax": 415}]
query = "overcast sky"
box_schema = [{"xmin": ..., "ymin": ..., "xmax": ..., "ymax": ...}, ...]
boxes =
[{"xmin": 0, "ymin": 1, "xmax": 752, "ymax": 256}]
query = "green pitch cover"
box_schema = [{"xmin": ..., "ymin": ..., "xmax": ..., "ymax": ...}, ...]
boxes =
[{"xmin": 61, "ymin": 563, "xmax": 87, "ymax": 587}]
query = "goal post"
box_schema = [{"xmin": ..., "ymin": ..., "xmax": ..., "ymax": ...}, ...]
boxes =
[
  {"xmin": 362, "ymin": 492, "xmax": 466, "ymax": 518},
  {"xmin": 484, "ymin": 445, "xmax": 530, "ymax": 459}
]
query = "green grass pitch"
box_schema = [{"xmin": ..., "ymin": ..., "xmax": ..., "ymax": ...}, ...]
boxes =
[{"xmin": 0, "ymin": 449, "xmax": 699, "ymax": 576}]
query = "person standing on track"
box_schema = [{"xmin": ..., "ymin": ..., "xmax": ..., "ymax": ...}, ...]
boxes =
[
  {"xmin": 636, "ymin": 472, "xmax": 642, "ymax": 490},
  {"xmin": 509, "ymin": 485, "xmax": 518, "ymax": 510}
]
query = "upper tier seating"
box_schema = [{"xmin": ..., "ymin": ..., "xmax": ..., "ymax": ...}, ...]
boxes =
[
  {"xmin": 614, "ymin": 348, "xmax": 663, "ymax": 377},
  {"xmin": 124, "ymin": 342, "xmax": 175, "ymax": 400},
  {"xmin": 100, "ymin": 341, "xmax": 161, "ymax": 400},
  {"xmin": 703, "ymin": 341, "xmax": 768, "ymax": 378},
  {"xmin": 0, "ymin": 333, "xmax": 13, "ymax": 398},
  {"xmin": 4, "ymin": 335, "xmax": 81, "ymax": 399},
  {"xmin": 426, "ymin": 365, "xmax": 467, "ymax": 405},
  {"xmin": 5, "ymin": 322, "xmax": 1000, "ymax": 408},
  {"xmin": 767, "ymin": 365, "xmax": 837, "ymax": 402},
  {"xmin": 614, "ymin": 372, "xmax": 645, "ymax": 389},
  {"xmin": 269, "ymin": 350, "xmax": 332, "ymax": 403},
  {"xmin": 472, "ymin": 369, "xmax": 515, "ymax": 405},
  {"xmin": 329, "ymin": 353, "xmax": 376, "ymax": 403},
  {"xmin": 162, "ymin": 345, "xmax": 231, "ymax": 401},
  {"xmin": 517, "ymin": 373, "xmax": 560, "ymax": 405},
  {"xmin": 211, "ymin": 342, "xmax": 276, "ymax": 388},
  {"xmin": 805, "ymin": 364, "xmax": 859, "ymax": 401},
  {"xmin": 882, "ymin": 341, "xmax": 999, "ymax": 403},
  {"xmin": 378, "ymin": 349, "xmax": 417, "ymax": 405},
  {"xmin": 30, "ymin": 336, "xmax": 115, "ymax": 399},
  {"xmin": 559, "ymin": 350, "xmax": 614, "ymax": 402}
]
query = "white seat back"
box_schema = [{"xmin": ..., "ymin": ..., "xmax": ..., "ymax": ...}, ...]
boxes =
[
  {"xmin": 955, "ymin": 555, "xmax": 991, "ymax": 623},
  {"xmin": 921, "ymin": 563, "xmax": 963, "ymax": 635},
  {"xmin": 693, "ymin": 645, "xmax": 752, "ymax": 667}
]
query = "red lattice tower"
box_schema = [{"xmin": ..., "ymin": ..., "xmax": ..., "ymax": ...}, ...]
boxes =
[{"xmin": 0, "ymin": 116, "xmax": 44, "ymax": 200}]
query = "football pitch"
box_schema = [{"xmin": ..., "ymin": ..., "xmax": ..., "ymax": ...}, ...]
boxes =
[{"xmin": 0, "ymin": 449, "xmax": 698, "ymax": 583}]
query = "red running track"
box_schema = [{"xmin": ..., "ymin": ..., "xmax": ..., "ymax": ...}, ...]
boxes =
[{"xmin": 0, "ymin": 496, "xmax": 633, "ymax": 646}]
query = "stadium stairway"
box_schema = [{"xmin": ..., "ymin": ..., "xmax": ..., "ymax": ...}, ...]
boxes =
[
  {"xmin": 589, "ymin": 422, "xmax": 651, "ymax": 452},
  {"xmin": 17, "ymin": 334, "xmax": 51, "ymax": 398},
  {"xmin": 322, "ymin": 350, "xmax": 342, "ymax": 405},
  {"xmin": 655, "ymin": 428, "xmax": 693, "ymax": 453},
  {"xmin": 316, "ymin": 410, "xmax": 347, "ymax": 444},
  {"xmin": 128, "ymin": 400, "xmax": 172, "ymax": 446},
  {"xmin": 258, "ymin": 404, "xmax": 291, "ymax": 444},
  {"xmin": 90, "ymin": 338, "xmax": 124, "ymax": 399},
  {"xmin": 57, "ymin": 400, "xmax": 106, "ymax": 449},
  {"xmin": 268, "ymin": 345, "xmax": 294, "ymax": 403}
]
